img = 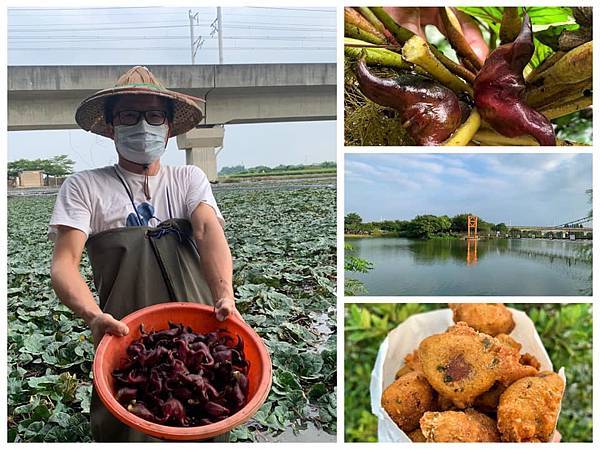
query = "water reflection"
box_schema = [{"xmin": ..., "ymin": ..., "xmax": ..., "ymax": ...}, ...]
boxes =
[
  {"xmin": 346, "ymin": 237, "xmax": 592, "ymax": 296},
  {"xmin": 407, "ymin": 238, "xmax": 589, "ymax": 266},
  {"xmin": 466, "ymin": 239, "xmax": 478, "ymax": 265}
]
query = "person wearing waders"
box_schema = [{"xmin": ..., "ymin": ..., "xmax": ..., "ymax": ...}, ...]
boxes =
[{"xmin": 49, "ymin": 66, "xmax": 239, "ymax": 442}]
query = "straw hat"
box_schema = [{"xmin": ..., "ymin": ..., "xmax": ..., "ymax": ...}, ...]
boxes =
[{"xmin": 75, "ymin": 66, "xmax": 204, "ymax": 138}]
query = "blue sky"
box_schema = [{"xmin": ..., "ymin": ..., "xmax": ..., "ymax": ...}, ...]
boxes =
[
  {"xmin": 345, "ymin": 154, "xmax": 592, "ymax": 226},
  {"xmin": 7, "ymin": 6, "xmax": 335, "ymax": 171}
]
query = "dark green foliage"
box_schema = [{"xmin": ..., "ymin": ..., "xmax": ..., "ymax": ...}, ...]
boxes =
[
  {"xmin": 219, "ymin": 162, "xmax": 336, "ymax": 177},
  {"xmin": 7, "ymin": 155, "xmax": 75, "ymax": 178},
  {"xmin": 555, "ymin": 110, "xmax": 593, "ymax": 145},
  {"xmin": 346, "ymin": 213, "xmax": 498, "ymax": 238},
  {"xmin": 344, "ymin": 303, "xmax": 592, "ymax": 443},
  {"xmin": 8, "ymin": 185, "xmax": 336, "ymax": 442},
  {"xmin": 406, "ymin": 215, "xmax": 451, "ymax": 239}
]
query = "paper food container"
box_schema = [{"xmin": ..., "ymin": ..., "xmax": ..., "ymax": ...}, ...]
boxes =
[{"xmin": 370, "ymin": 308, "xmax": 566, "ymax": 442}]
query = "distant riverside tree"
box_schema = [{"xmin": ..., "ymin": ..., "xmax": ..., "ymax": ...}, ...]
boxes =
[
  {"xmin": 7, "ymin": 155, "xmax": 75, "ymax": 178},
  {"xmin": 406, "ymin": 215, "xmax": 452, "ymax": 239},
  {"xmin": 345, "ymin": 213, "xmax": 364, "ymax": 234},
  {"xmin": 495, "ymin": 223, "xmax": 509, "ymax": 234},
  {"xmin": 218, "ymin": 165, "xmax": 246, "ymax": 176},
  {"xmin": 218, "ymin": 161, "xmax": 336, "ymax": 176},
  {"xmin": 450, "ymin": 213, "xmax": 494, "ymax": 235}
]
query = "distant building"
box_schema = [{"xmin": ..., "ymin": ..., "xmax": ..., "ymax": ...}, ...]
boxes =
[{"xmin": 19, "ymin": 170, "xmax": 44, "ymax": 188}]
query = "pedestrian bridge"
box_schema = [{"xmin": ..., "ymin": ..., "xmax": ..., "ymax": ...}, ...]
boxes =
[{"xmin": 510, "ymin": 225, "xmax": 592, "ymax": 239}]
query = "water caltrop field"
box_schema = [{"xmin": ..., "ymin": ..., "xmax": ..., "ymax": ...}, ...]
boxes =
[{"xmin": 7, "ymin": 182, "xmax": 336, "ymax": 442}]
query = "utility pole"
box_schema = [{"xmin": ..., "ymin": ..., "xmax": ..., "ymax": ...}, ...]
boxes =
[
  {"xmin": 188, "ymin": 10, "xmax": 204, "ymax": 64},
  {"xmin": 189, "ymin": 10, "xmax": 198, "ymax": 64},
  {"xmin": 217, "ymin": 7, "xmax": 223, "ymax": 64},
  {"xmin": 211, "ymin": 8, "xmax": 224, "ymax": 64}
]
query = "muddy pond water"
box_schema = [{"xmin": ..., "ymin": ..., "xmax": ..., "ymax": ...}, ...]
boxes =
[{"xmin": 346, "ymin": 237, "xmax": 592, "ymax": 296}]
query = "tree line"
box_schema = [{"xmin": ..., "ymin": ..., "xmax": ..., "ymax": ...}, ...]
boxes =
[
  {"xmin": 8, "ymin": 155, "xmax": 75, "ymax": 178},
  {"xmin": 219, "ymin": 161, "xmax": 336, "ymax": 176},
  {"xmin": 345, "ymin": 212, "xmax": 509, "ymax": 239}
]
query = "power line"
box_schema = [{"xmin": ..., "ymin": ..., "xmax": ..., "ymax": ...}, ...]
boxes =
[
  {"xmin": 8, "ymin": 35, "xmax": 331, "ymax": 42},
  {"xmin": 247, "ymin": 7, "xmax": 335, "ymax": 13},
  {"xmin": 10, "ymin": 6, "xmax": 335, "ymax": 13},
  {"xmin": 8, "ymin": 13, "xmax": 334, "ymax": 25},
  {"xmin": 8, "ymin": 21, "xmax": 334, "ymax": 29},
  {"xmin": 9, "ymin": 23, "xmax": 335, "ymax": 33},
  {"xmin": 8, "ymin": 46, "xmax": 336, "ymax": 51}
]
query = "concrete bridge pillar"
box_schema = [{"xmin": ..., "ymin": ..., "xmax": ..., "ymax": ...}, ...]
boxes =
[{"xmin": 176, "ymin": 126, "xmax": 225, "ymax": 182}]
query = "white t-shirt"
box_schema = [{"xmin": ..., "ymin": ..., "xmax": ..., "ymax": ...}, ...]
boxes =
[{"xmin": 48, "ymin": 164, "xmax": 224, "ymax": 241}]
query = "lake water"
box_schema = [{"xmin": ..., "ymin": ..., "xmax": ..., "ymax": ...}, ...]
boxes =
[{"xmin": 346, "ymin": 237, "xmax": 592, "ymax": 296}]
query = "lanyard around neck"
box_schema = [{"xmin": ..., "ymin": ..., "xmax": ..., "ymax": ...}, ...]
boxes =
[{"xmin": 113, "ymin": 165, "xmax": 174, "ymax": 223}]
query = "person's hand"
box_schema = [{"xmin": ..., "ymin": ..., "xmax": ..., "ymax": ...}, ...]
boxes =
[
  {"xmin": 550, "ymin": 430, "xmax": 562, "ymax": 442},
  {"xmin": 384, "ymin": 7, "xmax": 489, "ymax": 61},
  {"xmin": 89, "ymin": 312, "xmax": 129, "ymax": 348},
  {"xmin": 214, "ymin": 296, "xmax": 243, "ymax": 322}
]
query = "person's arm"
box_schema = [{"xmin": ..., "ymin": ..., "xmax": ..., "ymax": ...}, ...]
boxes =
[
  {"xmin": 190, "ymin": 202, "xmax": 239, "ymax": 321},
  {"xmin": 50, "ymin": 226, "xmax": 129, "ymax": 345}
]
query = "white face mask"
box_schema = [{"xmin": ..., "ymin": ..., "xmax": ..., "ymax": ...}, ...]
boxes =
[{"xmin": 114, "ymin": 120, "xmax": 169, "ymax": 165}]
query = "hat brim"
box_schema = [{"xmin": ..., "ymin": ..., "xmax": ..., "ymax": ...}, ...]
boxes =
[{"xmin": 75, "ymin": 86, "xmax": 205, "ymax": 139}]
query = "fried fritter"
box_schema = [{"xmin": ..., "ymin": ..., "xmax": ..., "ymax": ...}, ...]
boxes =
[
  {"xmin": 449, "ymin": 303, "xmax": 515, "ymax": 336},
  {"xmin": 497, "ymin": 371, "xmax": 565, "ymax": 442},
  {"xmin": 436, "ymin": 394, "xmax": 456, "ymax": 411},
  {"xmin": 496, "ymin": 334, "xmax": 541, "ymax": 370},
  {"xmin": 495, "ymin": 333, "xmax": 520, "ymax": 350},
  {"xmin": 404, "ymin": 349, "xmax": 422, "ymax": 372},
  {"xmin": 474, "ymin": 382, "xmax": 505, "ymax": 413},
  {"xmin": 519, "ymin": 352, "xmax": 541, "ymax": 370},
  {"xmin": 419, "ymin": 409, "xmax": 500, "ymax": 442},
  {"xmin": 408, "ymin": 428, "xmax": 427, "ymax": 442},
  {"xmin": 417, "ymin": 322, "xmax": 537, "ymax": 408},
  {"xmin": 381, "ymin": 371, "xmax": 436, "ymax": 432},
  {"xmin": 394, "ymin": 349, "xmax": 423, "ymax": 379}
]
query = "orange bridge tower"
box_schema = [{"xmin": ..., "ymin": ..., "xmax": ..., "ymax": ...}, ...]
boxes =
[{"xmin": 467, "ymin": 215, "xmax": 478, "ymax": 240}]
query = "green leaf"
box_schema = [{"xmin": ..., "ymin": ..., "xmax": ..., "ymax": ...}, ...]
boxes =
[{"xmin": 535, "ymin": 24, "xmax": 579, "ymax": 50}]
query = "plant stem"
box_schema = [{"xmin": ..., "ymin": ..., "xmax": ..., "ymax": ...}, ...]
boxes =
[
  {"xmin": 369, "ymin": 6, "xmax": 476, "ymax": 83},
  {"xmin": 439, "ymin": 7, "xmax": 483, "ymax": 70},
  {"xmin": 402, "ymin": 35, "xmax": 473, "ymax": 95},
  {"xmin": 357, "ymin": 7, "xmax": 399, "ymax": 45},
  {"xmin": 526, "ymin": 78, "xmax": 591, "ymax": 108},
  {"xmin": 540, "ymin": 96, "xmax": 593, "ymax": 120},
  {"xmin": 344, "ymin": 38, "xmax": 407, "ymax": 70},
  {"xmin": 345, "ymin": 7, "xmax": 387, "ymax": 43},
  {"xmin": 528, "ymin": 41, "xmax": 592, "ymax": 86},
  {"xmin": 443, "ymin": 109, "xmax": 481, "ymax": 146},
  {"xmin": 370, "ymin": 7, "xmax": 414, "ymax": 43},
  {"xmin": 345, "ymin": 22, "xmax": 386, "ymax": 45},
  {"xmin": 526, "ymin": 51, "xmax": 566, "ymax": 83},
  {"xmin": 499, "ymin": 7, "xmax": 521, "ymax": 44},
  {"xmin": 473, "ymin": 128, "xmax": 579, "ymax": 146}
]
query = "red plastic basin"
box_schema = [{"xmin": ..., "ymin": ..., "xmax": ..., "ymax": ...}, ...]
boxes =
[{"xmin": 93, "ymin": 302, "xmax": 272, "ymax": 440}]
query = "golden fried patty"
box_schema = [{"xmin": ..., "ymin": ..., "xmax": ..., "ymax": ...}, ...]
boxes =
[
  {"xmin": 381, "ymin": 371, "xmax": 436, "ymax": 432},
  {"xmin": 449, "ymin": 303, "xmax": 515, "ymax": 336},
  {"xmin": 497, "ymin": 371, "xmax": 564, "ymax": 442},
  {"xmin": 418, "ymin": 322, "xmax": 537, "ymax": 408},
  {"xmin": 420, "ymin": 409, "xmax": 500, "ymax": 442}
]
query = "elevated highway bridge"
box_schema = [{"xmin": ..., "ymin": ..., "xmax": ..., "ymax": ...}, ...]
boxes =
[{"xmin": 8, "ymin": 63, "xmax": 336, "ymax": 180}]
